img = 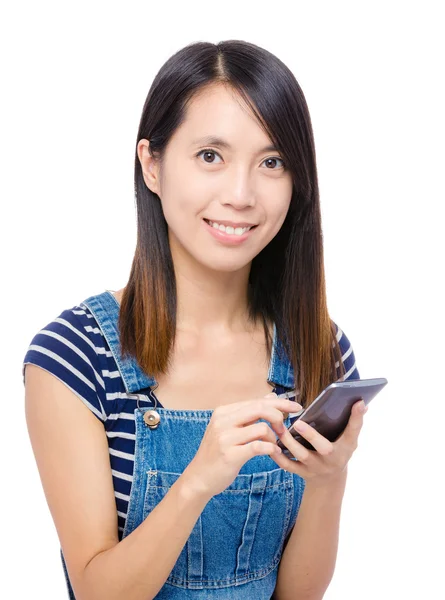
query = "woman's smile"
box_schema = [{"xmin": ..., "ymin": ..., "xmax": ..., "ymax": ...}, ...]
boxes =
[{"xmin": 202, "ymin": 217, "xmax": 258, "ymax": 245}]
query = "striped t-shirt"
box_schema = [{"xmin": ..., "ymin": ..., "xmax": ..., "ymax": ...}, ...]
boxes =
[{"xmin": 22, "ymin": 299, "xmax": 360, "ymax": 539}]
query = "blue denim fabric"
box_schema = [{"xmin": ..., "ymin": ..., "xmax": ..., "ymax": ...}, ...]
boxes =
[{"xmin": 61, "ymin": 290, "xmax": 305, "ymax": 599}]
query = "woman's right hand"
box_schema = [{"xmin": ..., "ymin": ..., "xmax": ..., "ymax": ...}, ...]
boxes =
[{"xmin": 182, "ymin": 394, "xmax": 302, "ymax": 498}]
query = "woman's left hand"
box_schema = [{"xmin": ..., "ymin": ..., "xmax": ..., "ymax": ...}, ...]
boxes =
[{"xmin": 273, "ymin": 398, "xmax": 368, "ymax": 486}]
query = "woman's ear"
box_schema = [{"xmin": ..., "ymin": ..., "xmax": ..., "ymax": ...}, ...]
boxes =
[{"xmin": 137, "ymin": 139, "xmax": 161, "ymax": 195}]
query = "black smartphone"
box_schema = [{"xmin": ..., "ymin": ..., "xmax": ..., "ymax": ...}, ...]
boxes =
[{"xmin": 276, "ymin": 377, "xmax": 388, "ymax": 456}]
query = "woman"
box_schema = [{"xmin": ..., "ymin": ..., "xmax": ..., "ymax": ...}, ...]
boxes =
[{"xmin": 23, "ymin": 40, "xmax": 365, "ymax": 600}]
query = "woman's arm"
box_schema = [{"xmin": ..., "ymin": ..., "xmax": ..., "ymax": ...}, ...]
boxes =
[
  {"xmin": 25, "ymin": 364, "xmax": 212, "ymax": 600},
  {"xmin": 83, "ymin": 472, "xmax": 211, "ymax": 600},
  {"xmin": 271, "ymin": 395, "xmax": 367, "ymax": 600},
  {"xmin": 273, "ymin": 470, "xmax": 348, "ymax": 600}
]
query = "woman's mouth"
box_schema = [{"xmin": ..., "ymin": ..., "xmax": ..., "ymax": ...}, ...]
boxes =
[{"xmin": 202, "ymin": 218, "xmax": 258, "ymax": 245}]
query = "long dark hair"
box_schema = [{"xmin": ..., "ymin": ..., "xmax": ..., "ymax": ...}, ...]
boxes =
[{"xmin": 119, "ymin": 39, "xmax": 345, "ymax": 408}]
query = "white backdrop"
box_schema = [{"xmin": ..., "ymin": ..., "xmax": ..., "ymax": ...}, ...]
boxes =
[{"xmin": 2, "ymin": 1, "xmax": 444, "ymax": 598}]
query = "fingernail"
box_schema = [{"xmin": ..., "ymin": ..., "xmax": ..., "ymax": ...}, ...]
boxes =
[
  {"xmin": 360, "ymin": 402, "xmax": 367, "ymax": 413},
  {"xmin": 293, "ymin": 420, "xmax": 307, "ymax": 432},
  {"xmin": 264, "ymin": 392, "xmax": 277, "ymax": 398}
]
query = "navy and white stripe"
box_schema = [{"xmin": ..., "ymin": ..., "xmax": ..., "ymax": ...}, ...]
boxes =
[
  {"xmin": 22, "ymin": 302, "xmax": 359, "ymax": 538},
  {"xmin": 333, "ymin": 323, "xmax": 360, "ymax": 381}
]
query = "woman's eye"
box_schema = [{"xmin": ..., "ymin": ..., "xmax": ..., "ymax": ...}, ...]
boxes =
[
  {"xmin": 262, "ymin": 157, "xmax": 285, "ymax": 169},
  {"xmin": 196, "ymin": 149, "xmax": 223, "ymax": 164}
]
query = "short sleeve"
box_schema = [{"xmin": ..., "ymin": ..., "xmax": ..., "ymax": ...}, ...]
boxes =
[
  {"xmin": 22, "ymin": 305, "xmax": 107, "ymax": 424},
  {"xmin": 332, "ymin": 321, "xmax": 360, "ymax": 381}
]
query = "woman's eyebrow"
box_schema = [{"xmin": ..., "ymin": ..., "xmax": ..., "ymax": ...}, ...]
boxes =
[{"xmin": 190, "ymin": 135, "xmax": 278, "ymax": 154}]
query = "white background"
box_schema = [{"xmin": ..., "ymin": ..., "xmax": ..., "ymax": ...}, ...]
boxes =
[{"xmin": 2, "ymin": 1, "xmax": 444, "ymax": 598}]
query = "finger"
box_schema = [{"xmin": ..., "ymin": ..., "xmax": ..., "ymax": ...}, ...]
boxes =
[
  {"xmin": 227, "ymin": 399, "xmax": 303, "ymax": 436},
  {"xmin": 242, "ymin": 406, "xmax": 295, "ymax": 437},
  {"xmin": 270, "ymin": 445, "xmax": 310, "ymax": 478},
  {"xmin": 336, "ymin": 400, "xmax": 366, "ymax": 450},
  {"xmin": 238, "ymin": 439, "xmax": 285, "ymax": 462},
  {"xmin": 232, "ymin": 421, "xmax": 278, "ymax": 446},
  {"xmin": 227, "ymin": 397, "xmax": 302, "ymax": 420},
  {"xmin": 289, "ymin": 420, "xmax": 334, "ymax": 457},
  {"xmin": 275, "ymin": 427, "xmax": 317, "ymax": 464},
  {"xmin": 266, "ymin": 393, "xmax": 303, "ymax": 416}
]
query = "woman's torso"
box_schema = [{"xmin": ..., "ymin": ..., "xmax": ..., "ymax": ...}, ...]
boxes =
[
  {"xmin": 86, "ymin": 289, "xmax": 304, "ymax": 598},
  {"xmin": 26, "ymin": 288, "xmax": 357, "ymax": 598}
]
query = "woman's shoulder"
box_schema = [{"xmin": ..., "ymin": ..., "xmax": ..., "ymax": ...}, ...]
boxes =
[{"xmin": 22, "ymin": 299, "xmax": 111, "ymax": 424}]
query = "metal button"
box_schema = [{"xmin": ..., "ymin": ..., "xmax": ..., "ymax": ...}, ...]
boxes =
[{"xmin": 144, "ymin": 409, "xmax": 160, "ymax": 429}]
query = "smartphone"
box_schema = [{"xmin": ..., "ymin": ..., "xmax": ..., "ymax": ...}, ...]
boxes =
[{"xmin": 276, "ymin": 377, "xmax": 388, "ymax": 456}]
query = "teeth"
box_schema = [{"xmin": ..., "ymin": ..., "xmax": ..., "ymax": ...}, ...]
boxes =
[{"xmin": 207, "ymin": 220, "xmax": 253, "ymax": 236}]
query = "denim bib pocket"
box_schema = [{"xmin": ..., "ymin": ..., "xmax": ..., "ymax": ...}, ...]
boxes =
[{"xmin": 142, "ymin": 466, "xmax": 294, "ymax": 590}]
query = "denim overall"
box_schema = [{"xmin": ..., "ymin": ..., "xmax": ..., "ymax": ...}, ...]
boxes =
[{"xmin": 61, "ymin": 290, "xmax": 305, "ymax": 599}]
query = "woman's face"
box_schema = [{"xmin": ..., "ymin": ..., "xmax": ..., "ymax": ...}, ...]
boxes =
[{"xmin": 138, "ymin": 83, "xmax": 293, "ymax": 274}]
